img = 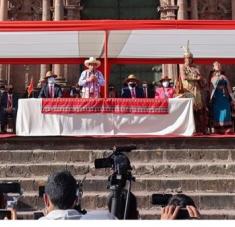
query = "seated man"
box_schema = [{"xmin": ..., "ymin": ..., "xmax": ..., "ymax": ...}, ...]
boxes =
[
  {"xmin": 155, "ymin": 76, "xmax": 175, "ymax": 99},
  {"xmin": 38, "ymin": 71, "xmax": 62, "ymax": 98},
  {"xmin": 40, "ymin": 170, "xmax": 82, "ymax": 220},
  {"xmin": 121, "ymin": 74, "xmax": 144, "ymax": 98},
  {"xmin": 0, "ymin": 85, "xmax": 18, "ymax": 133}
]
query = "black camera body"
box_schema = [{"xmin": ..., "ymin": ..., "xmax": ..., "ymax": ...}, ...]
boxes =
[
  {"xmin": 0, "ymin": 182, "xmax": 21, "ymax": 194},
  {"xmin": 94, "ymin": 145, "xmax": 136, "ymax": 188}
]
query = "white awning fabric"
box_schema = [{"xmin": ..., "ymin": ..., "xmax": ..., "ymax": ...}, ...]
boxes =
[
  {"xmin": 0, "ymin": 29, "xmax": 234, "ymax": 59},
  {"xmin": 0, "ymin": 20, "xmax": 234, "ymax": 63}
]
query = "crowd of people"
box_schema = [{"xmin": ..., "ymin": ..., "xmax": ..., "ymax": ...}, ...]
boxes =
[
  {"xmin": 0, "ymin": 44, "xmax": 235, "ymax": 135},
  {"xmin": 0, "ymin": 170, "xmax": 201, "ymax": 220}
]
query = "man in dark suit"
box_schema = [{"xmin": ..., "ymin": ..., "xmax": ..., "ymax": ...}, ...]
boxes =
[
  {"xmin": 38, "ymin": 71, "xmax": 62, "ymax": 98},
  {"xmin": 121, "ymin": 74, "xmax": 144, "ymax": 98},
  {"xmin": 0, "ymin": 85, "xmax": 18, "ymax": 133}
]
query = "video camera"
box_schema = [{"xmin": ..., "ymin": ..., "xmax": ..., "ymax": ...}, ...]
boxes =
[
  {"xmin": 94, "ymin": 145, "xmax": 136, "ymax": 219},
  {"xmin": 151, "ymin": 193, "xmax": 191, "ymax": 219},
  {"xmin": 94, "ymin": 145, "xmax": 136, "ymax": 188}
]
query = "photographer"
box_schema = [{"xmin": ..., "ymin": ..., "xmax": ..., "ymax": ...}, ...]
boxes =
[
  {"xmin": 107, "ymin": 190, "xmax": 139, "ymax": 219},
  {"xmin": 40, "ymin": 170, "xmax": 82, "ymax": 220},
  {"xmin": 0, "ymin": 192, "xmax": 17, "ymax": 220},
  {"xmin": 160, "ymin": 194, "xmax": 200, "ymax": 220}
]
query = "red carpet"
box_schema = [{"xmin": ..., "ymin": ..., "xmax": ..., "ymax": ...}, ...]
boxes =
[
  {"xmin": 0, "ymin": 133, "xmax": 235, "ymax": 139},
  {"xmin": 0, "ymin": 133, "xmax": 16, "ymax": 138}
]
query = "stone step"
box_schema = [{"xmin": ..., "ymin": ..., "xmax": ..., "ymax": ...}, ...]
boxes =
[
  {"xmin": 0, "ymin": 149, "xmax": 234, "ymax": 164},
  {"xmin": 1, "ymin": 162, "xmax": 235, "ymax": 177},
  {"xmin": 1, "ymin": 176, "xmax": 235, "ymax": 193},
  {"xmin": 17, "ymin": 192, "xmax": 235, "ymax": 211}
]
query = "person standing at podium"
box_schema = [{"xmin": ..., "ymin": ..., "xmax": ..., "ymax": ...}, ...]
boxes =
[{"xmin": 78, "ymin": 57, "xmax": 105, "ymax": 98}]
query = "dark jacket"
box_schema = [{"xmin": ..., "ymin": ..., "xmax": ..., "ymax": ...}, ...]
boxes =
[
  {"xmin": 38, "ymin": 84, "xmax": 62, "ymax": 98},
  {"xmin": 121, "ymin": 86, "xmax": 144, "ymax": 98},
  {"xmin": 0, "ymin": 92, "xmax": 18, "ymax": 111}
]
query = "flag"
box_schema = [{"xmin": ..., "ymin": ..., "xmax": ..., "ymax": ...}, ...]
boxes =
[{"xmin": 27, "ymin": 78, "xmax": 34, "ymax": 97}]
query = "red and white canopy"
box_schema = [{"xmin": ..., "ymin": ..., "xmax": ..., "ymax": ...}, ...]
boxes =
[{"xmin": 0, "ymin": 20, "xmax": 235, "ymax": 64}]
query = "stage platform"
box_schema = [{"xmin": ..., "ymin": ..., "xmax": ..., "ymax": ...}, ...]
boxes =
[{"xmin": 1, "ymin": 133, "xmax": 235, "ymax": 149}]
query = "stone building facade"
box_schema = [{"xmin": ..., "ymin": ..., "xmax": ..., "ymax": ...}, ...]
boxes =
[{"xmin": 0, "ymin": 0, "xmax": 234, "ymax": 94}]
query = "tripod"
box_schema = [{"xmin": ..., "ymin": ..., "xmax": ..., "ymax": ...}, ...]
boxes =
[{"xmin": 109, "ymin": 173, "xmax": 135, "ymax": 219}]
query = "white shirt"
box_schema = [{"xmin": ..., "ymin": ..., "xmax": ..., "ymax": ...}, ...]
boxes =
[{"xmin": 39, "ymin": 209, "xmax": 82, "ymax": 220}]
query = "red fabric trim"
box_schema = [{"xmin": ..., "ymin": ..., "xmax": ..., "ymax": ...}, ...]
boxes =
[
  {"xmin": 42, "ymin": 98, "xmax": 168, "ymax": 115},
  {"xmin": 1, "ymin": 57, "xmax": 235, "ymax": 64},
  {"xmin": 1, "ymin": 20, "xmax": 235, "ymax": 32}
]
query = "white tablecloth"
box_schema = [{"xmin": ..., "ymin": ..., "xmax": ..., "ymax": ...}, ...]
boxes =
[{"xmin": 16, "ymin": 98, "xmax": 195, "ymax": 136}]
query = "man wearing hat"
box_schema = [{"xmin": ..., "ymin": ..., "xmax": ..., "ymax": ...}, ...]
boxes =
[
  {"xmin": 155, "ymin": 76, "xmax": 175, "ymax": 99},
  {"xmin": 78, "ymin": 57, "xmax": 105, "ymax": 98},
  {"xmin": 121, "ymin": 74, "xmax": 144, "ymax": 98},
  {"xmin": 38, "ymin": 71, "xmax": 62, "ymax": 98}
]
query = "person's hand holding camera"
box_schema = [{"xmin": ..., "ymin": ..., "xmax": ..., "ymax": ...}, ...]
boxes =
[
  {"xmin": 186, "ymin": 205, "xmax": 200, "ymax": 219},
  {"xmin": 160, "ymin": 205, "xmax": 180, "ymax": 220}
]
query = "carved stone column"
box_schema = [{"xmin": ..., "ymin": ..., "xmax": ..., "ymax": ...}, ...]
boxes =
[
  {"xmin": 0, "ymin": 0, "xmax": 8, "ymax": 86},
  {"xmin": 38, "ymin": 0, "xmax": 50, "ymax": 88},
  {"xmin": 232, "ymin": 0, "xmax": 235, "ymax": 19},
  {"xmin": 53, "ymin": 0, "xmax": 66, "ymax": 86},
  {"xmin": 158, "ymin": 0, "xmax": 178, "ymax": 82},
  {"xmin": 65, "ymin": 0, "xmax": 82, "ymax": 19},
  {"xmin": 177, "ymin": 0, "xmax": 187, "ymax": 19},
  {"xmin": 191, "ymin": 0, "xmax": 198, "ymax": 19}
]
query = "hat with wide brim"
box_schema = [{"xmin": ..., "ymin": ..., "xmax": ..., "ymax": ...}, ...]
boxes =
[
  {"xmin": 159, "ymin": 76, "xmax": 172, "ymax": 82},
  {"xmin": 45, "ymin": 71, "xmax": 57, "ymax": 79},
  {"xmin": 125, "ymin": 74, "xmax": 140, "ymax": 83},
  {"xmin": 84, "ymin": 57, "xmax": 101, "ymax": 68}
]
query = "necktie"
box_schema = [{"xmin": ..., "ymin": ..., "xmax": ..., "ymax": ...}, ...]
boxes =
[
  {"xmin": 7, "ymin": 95, "xmax": 12, "ymax": 108},
  {"xmin": 49, "ymin": 86, "xmax": 53, "ymax": 98},
  {"xmin": 131, "ymin": 88, "xmax": 135, "ymax": 98},
  {"xmin": 144, "ymin": 87, "xmax": 148, "ymax": 98}
]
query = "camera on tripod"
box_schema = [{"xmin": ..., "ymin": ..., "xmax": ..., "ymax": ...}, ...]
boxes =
[
  {"xmin": 94, "ymin": 145, "xmax": 136, "ymax": 188},
  {"xmin": 94, "ymin": 145, "xmax": 136, "ymax": 219}
]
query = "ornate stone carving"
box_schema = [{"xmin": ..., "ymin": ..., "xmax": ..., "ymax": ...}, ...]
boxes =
[
  {"xmin": 8, "ymin": 0, "xmax": 23, "ymax": 20},
  {"xmin": 198, "ymin": 0, "xmax": 231, "ymax": 19},
  {"xmin": 31, "ymin": 0, "xmax": 42, "ymax": 20},
  {"xmin": 158, "ymin": 0, "xmax": 178, "ymax": 20}
]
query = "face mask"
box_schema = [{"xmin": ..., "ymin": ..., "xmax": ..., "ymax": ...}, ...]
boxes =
[
  {"xmin": 128, "ymin": 82, "xmax": 136, "ymax": 88},
  {"xmin": 8, "ymin": 88, "xmax": 13, "ymax": 94},
  {"xmin": 48, "ymin": 77, "xmax": 55, "ymax": 85},
  {"xmin": 142, "ymin": 84, "xmax": 147, "ymax": 88},
  {"xmin": 162, "ymin": 81, "xmax": 169, "ymax": 88}
]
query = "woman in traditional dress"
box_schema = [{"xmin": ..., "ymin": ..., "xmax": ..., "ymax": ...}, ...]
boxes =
[{"xmin": 209, "ymin": 61, "xmax": 235, "ymax": 134}]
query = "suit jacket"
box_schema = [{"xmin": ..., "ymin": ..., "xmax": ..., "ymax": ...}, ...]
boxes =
[
  {"xmin": 38, "ymin": 84, "xmax": 62, "ymax": 98},
  {"xmin": 0, "ymin": 92, "xmax": 18, "ymax": 111},
  {"xmin": 121, "ymin": 86, "xmax": 144, "ymax": 98}
]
